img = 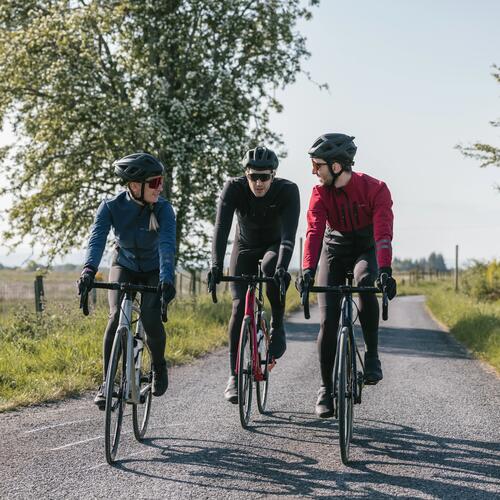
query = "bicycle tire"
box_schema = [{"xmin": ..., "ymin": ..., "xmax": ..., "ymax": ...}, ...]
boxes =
[
  {"xmin": 337, "ymin": 326, "xmax": 354, "ymax": 465},
  {"xmin": 256, "ymin": 316, "xmax": 270, "ymax": 414},
  {"xmin": 105, "ymin": 327, "xmax": 127, "ymax": 464},
  {"xmin": 238, "ymin": 318, "xmax": 253, "ymax": 428},
  {"xmin": 132, "ymin": 335, "xmax": 153, "ymax": 441}
]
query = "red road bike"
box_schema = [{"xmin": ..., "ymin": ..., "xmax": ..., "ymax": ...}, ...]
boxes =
[{"xmin": 210, "ymin": 264, "xmax": 285, "ymax": 428}]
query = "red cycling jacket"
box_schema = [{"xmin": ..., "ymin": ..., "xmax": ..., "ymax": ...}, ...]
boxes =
[{"xmin": 303, "ymin": 171, "xmax": 393, "ymax": 271}]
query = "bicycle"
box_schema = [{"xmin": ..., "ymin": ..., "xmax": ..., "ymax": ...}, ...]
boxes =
[
  {"xmin": 80, "ymin": 281, "xmax": 167, "ymax": 464},
  {"xmin": 299, "ymin": 270, "xmax": 389, "ymax": 464},
  {"xmin": 209, "ymin": 264, "xmax": 285, "ymax": 428}
]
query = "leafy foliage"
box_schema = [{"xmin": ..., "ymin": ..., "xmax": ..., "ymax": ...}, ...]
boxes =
[
  {"xmin": 456, "ymin": 64, "xmax": 500, "ymax": 190},
  {"xmin": 0, "ymin": 0, "xmax": 320, "ymax": 268},
  {"xmin": 461, "ymin": 260, "xmax": 500, "ymax": 301}
]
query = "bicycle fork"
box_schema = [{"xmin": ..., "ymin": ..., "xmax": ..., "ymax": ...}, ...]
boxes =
[{"xmin": 117, "ymin": 296, "xmax": 141, "ymax": 405}]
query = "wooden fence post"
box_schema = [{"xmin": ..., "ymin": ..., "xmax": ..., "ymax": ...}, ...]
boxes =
[{"xmin": 34, "ymin": 274, "xmax": 45, "ymax": 313}]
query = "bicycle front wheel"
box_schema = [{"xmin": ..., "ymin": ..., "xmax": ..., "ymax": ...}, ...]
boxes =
[
  {"xmin": 105, "ymin": 328, "xmax": 127, "ymax": 464},
  {"xmin": 238, "ymin": 319, "xmax": 253, "ymax": 428},
  {"xmin": 132, "ymin": 338, "xmax": 153, "ymax": 441},
  {"xmin": 256, "ymin": 317, "xmax": 270, "ymax": 414},
  {"xmin": 337, "ymin": 326, "xmax": 354, "ymax": 465}
]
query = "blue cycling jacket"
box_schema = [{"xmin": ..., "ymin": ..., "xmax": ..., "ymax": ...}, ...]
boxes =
[{"xmin": 84, "ymin": 191, "xmax": 176, "ymax": 283}]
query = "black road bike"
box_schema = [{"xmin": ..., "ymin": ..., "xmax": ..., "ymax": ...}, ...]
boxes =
[{"xmin": 300, "ymin": 271, "xmax": 389, "ymax": 464}]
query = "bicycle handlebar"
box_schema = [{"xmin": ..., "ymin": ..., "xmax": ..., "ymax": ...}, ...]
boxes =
[
  {"xmin": 90, "ymin": 282, "xmax": 158, "ymax": 293},
  {"xmin": 209, "ymin": 274, "xmax": 282, "ymax": 304},
  {"xmin": 300, "ymin": 281, "xmax": 389, "ymax": 321},
  {"xmin": 79, "ymin": 281, "xmax": 166, "ymax": 320}
]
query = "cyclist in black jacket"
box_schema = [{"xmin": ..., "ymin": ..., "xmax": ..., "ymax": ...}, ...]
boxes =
[{"xmin": 209, "ymin": 146, "xmax": 300, "ymax": 403}]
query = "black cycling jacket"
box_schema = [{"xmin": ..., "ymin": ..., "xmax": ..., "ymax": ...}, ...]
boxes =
[{"xmin": 212, "ymin": 176, "xmax": 300, "ymax": 271}]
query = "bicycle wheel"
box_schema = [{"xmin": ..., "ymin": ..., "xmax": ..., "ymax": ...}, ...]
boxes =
[
  {"xmin": 238, "ymin": 318, "xmax": 253, "ymax": 428},
  {"xmin": 256, "ymin": 316, "xmax": 270, "ymax": 414},
  {"xmin": 105, "ymin": 327, "xmax": 127, "ymax": 464},
  {"xmin": 337, "ymin": 326, "xmax": 354, "ymax": 465},
  {"xmin": 132, "ymin": 334, "xmax": 153, "ymax": 441}
]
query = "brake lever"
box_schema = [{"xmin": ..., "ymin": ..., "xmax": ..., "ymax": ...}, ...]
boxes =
[
  {"xmin": 380, "ymin": 273, "xmax": 389, "ymax": 321},
  {"xmin": 209, "ymin": 276, "xmax": 218, "ymax": 304},
  {"xmin": 79, "ymin": 288, "xmax": 90, "ymax": 316}
]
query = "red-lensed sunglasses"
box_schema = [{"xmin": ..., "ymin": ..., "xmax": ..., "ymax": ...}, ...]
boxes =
[{"xmin": 146, "ymin": 176, "xmax": 163, "ymax": 189}]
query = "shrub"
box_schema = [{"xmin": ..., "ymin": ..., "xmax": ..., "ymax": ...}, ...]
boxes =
[{"xmin": 461, "ymin": 260, "xmax": 500, "ymax": 301}]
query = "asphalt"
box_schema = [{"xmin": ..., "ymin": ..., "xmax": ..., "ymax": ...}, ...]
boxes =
[{"xmin": 1, "ymin": 295, "xmax": 499, "ymax": 499}]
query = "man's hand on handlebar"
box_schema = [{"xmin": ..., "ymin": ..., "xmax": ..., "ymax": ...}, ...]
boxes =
[
  {"xmin": 273, "ymin": 266, "xmax": 290, "ymax": 301},
  {"xmin": 295, "ymin": 268, "xmax": 315, "ymax": 296},
  {"xmin": 207, "ymin": 265, "xmax": 222, "ymax": 293},
  {"xmin": 377, "ymin": 266, "xmax": 397, "ymax": 300}
]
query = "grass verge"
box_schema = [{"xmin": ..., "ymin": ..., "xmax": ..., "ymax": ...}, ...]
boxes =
[
  {"xmin": 398, "ymin": 279, "xmax": 500, "ymax": 373},
  {"xmin": 0, "ymin": 284, "xmax": 307, "ymax": 412}
]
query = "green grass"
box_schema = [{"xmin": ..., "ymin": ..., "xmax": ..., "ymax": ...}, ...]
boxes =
[
  {"xmin": 397, "ymin": 279, "xmax": 500, "ymax": 373},
  {"xmin": 0, "ymin": 295, "xmax": 232, "ymax": 412},
  {"xmin": 0, "ymin": 283, "xmax": 307, "ymax": 412}
]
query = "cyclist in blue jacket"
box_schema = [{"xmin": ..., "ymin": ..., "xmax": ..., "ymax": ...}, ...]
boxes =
[{"xmin": 78, "ymin": 153, "xmax": 176, "ymax": 409}]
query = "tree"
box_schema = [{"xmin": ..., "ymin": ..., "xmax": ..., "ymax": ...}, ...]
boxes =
[
  {"xmin": 457, "ymin": 64, "xmax": 500, "ymax": 189},
  {"xmin": 0, "ymin": 0, "xmax": 321, "ymax": 269}
]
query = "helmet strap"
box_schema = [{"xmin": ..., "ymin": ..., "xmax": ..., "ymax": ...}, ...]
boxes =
[
  {"xmin": 327, "ymin": 161, "xmax": 344, "ymax": 187},
  {"xmin": 128, "ymin": 183, "xmax": 146, "ymax": 205}
]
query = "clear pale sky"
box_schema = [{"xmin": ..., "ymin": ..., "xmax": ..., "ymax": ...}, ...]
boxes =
[{"xmin": 1, "ymin": 0, "xmax": 499, "ymax": 268}]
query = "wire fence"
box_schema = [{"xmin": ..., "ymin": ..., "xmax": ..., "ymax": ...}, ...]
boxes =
[{"xmin": 0, "ymin": 269, "xmax": 231, "ymax": 313}]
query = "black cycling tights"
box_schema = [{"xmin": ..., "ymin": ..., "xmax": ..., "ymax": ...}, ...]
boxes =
[
  {"xmin": 102, "ymin": 265, "xmax": 166, "ymax": 379},
  {"xmin": 317, "ymin": 248, "xmax": 379, "ymax": 388},
  {"xmin": 227, "ymin": 241, "xmax": 289, "ymax": 374}
]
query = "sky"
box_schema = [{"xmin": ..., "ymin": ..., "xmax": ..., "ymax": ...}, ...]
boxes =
[{"xmin": 0, "ymin": 0, "xmax": 499, "ymax": 269}]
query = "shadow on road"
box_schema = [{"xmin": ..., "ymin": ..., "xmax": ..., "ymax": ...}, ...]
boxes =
[
  {"xmin": 288, "ymin": 318, "xmax": 470, "ymax": 360},
  {"xmin": 114, "ymin": 412, "xmax": 499, "ymax": 498}
]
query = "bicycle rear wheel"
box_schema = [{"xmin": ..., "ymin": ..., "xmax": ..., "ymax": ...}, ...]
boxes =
[
  {"xmin": 256, "ymin": 316, "xmax": 270, "ymax": 414},
  {"xmin": 132, "ymin": 335, "xmax": 153, "ymax": 441},
  {"xmin": 105, "ymin": 328, "xmax": 127, "ymax": 464},
  {"xmin": 238, "ymin": 319, "xmax": 253, "ymax": 428},
  {"xmin": 337, "ymin": 326, "xmax": 354, "ymax": 465}
]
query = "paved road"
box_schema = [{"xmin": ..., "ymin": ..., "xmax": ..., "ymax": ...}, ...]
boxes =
[{"xmin": 1, "ymin": 296, "xmax": 499, "ymax": 499}]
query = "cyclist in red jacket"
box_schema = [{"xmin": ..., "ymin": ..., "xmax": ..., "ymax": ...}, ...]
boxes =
[{"xmin": 298, "ymin": 133, "xmax": 397, "ymax": 418}]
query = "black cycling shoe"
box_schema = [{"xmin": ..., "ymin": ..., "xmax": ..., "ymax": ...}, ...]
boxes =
[
  {"xmin": 94, "ymin": 384, "xmax": 106, "ymax": 411},
  {"xmin": 224, "ymin": 375, "xmax": 238, "ymax": 404},
  {"xmin": 315, "ymin": 385, "xmax": 334, "ymax": 418},
  {"xmin": 152, "ymin": 361, "xmax": 168, "ymax": 396},
  {"xmin": 364, "ymin": 353, "xmax": 383, "ymax": 385},
  {"xmin": 269, "ymin": 326, "xmax": 286, "ymax": 359}
]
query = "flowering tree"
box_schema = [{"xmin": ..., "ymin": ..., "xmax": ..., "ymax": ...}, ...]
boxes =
[{"xmin": 0, "ymin": 0, "xmax": 320, "ymax": 268}]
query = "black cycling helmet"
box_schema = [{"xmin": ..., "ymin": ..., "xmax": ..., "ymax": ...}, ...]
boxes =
[
  {"xmin": 308, "ymin": 134, "xmax": 357, "ymax": 167},
  {"xmin": 114, "ymin": 153, "xmax": 165, "ymax": 182},
  {"xmin": 241, "ymin": 146, "xmax": 279, "ymax": 170}
]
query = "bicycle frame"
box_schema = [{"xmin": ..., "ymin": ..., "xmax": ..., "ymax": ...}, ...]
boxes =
[
  {"xmin": 85, "ymin": 282, "xmax": 159, "ymax": 404},
  {"xmin": 237, "ymin": 281, "xmax": 267, "ymax": 382},
  {"xmin": 210, "ymin": 270, "xmax": 277, "ymax": 383},
  {"xmin": 331, "ymin": 288, "xmax": 361, "ymax": 406},
  {"xmin": 116, "ymin": 291, "xmax": 143, "ymax": 405}
]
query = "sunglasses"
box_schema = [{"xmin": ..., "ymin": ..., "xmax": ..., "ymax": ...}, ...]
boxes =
[
  {"xmin": 312, "ymin": 160, "xmax": 328, "ymax": 169},
  {"xmin": 247, "ymin": 173, "xmax": 272, "ymax": 182},
  {"xmin": 145, "ymin": 176, "xmax": 163, "ymax": 189}
]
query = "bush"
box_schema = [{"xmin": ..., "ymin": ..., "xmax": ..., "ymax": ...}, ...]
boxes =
[{"xmin": 462, "ymin": 260, "xmax": 500, "ymax": 301}]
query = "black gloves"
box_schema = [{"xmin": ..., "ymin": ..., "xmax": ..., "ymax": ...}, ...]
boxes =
[
  {"xmin": 377, "ymin": 266, "xmax": 397, "ymax": 300},
  {"xmin": 295, "ymin": 268, "xmax": 315, "ymax": 294},
  {"xmin": 207, "ymin": 265, "xmax": 222, "ymax": 293},
  {"xmin": 273, "ymin": 266, "xmax": 291, "ymax": 287},
  {"xmin": 158, "ymin": 280, "xmax": 176, "ymax": 322},
  {"xmin": 78, "ymin": 266, "xmax": 96, "ymax": 296}
]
